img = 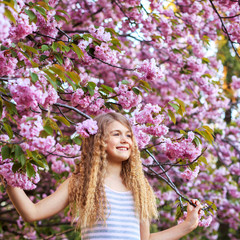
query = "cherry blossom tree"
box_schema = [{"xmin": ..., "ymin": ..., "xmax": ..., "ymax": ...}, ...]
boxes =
[{"xmin": 0, "ymin": 0, "xmax": 239, "ymax": 239}]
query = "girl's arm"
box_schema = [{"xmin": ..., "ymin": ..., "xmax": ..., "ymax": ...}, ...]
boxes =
[
  {"xmin": 6, "ymin": 178, "xmax": 70, "ymax": 223},
  {"xmin": 140, "ymin": 199, "xmax": 202, "ymax": 240}
]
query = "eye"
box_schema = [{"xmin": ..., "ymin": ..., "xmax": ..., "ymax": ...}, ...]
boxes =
[
  {"xmin": 127, "ymin": 134, "xmax": 132, "ymax": 138},
  {"xmin": 113, "ymin": 132, "xmax": 120, "ymax": 136}
]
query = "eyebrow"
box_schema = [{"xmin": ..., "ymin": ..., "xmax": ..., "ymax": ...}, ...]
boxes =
[{"xmin": 110, "ymin": 129, "xmax": 131, "ymax": 133}]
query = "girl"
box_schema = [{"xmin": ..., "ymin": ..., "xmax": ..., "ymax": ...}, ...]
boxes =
[{"xmin": 3, "ymin": 112, "xmax": 202, "ymax": 240}]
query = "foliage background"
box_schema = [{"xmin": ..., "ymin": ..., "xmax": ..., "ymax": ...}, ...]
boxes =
[{"xmin": 0, "ymin": 0, "xmax": 240, "ymax": 239}]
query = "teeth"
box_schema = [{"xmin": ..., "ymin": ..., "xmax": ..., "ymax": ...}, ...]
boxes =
[{"xmin": 117, "ymin": 147, "xmax": 128, "ymax": 150}]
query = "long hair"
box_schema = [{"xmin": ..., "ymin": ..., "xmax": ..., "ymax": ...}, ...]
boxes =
[{"xmin": 68, "ymin": 112, "xmax": 157, "ymax": 229}]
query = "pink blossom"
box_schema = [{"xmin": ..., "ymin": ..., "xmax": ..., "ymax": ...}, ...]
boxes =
[
  {"xmin": 0, "ymin": 52, "xmax": 18, "ymax": 77},
  {"xmin": 178, "ymin": 210, "xmax": 213, "ymax": 227},
  {"xmin": 231, "ymin": 76, "xmax": 240, "ymax": 90},
  {"xmin": 9, "ymin": 78, "xmax": 48, "ymax": 110},
  {"xmin": 89, "ymin": 26, "xmax": 111, "ymax": 42},
  {"xmin": 136, "ymin": 58, "xmax": 163, "ymax": 83},
  {"xmin": 229, "ymin": 162, "xmax": 240, "ymax": 176},
  {"xmin": 51, "ymin": 160, "xmax": 70, "ymax": 174},
  {"xmin": 162, "ymin": 138, "xmax": 202, "ymax": 162},
  {"xmin": 142, "ymin": 157, "xmax": 153, "ymax": 165},
  {"xmin": 44, "ymin": 85, "xmax": 59, "ymax": 106},
  {"xmin": 9, "ymin": 13, "xmax": 37, "ymax": 41},
  {"xmin": 71, "ymin": 88, "xmax": 85, "ymax": 105},
  {"xmin": 76, "ymin": 119, "xmax": 98, "ymax": 138},
  {"xmin": 0, "ymin": 162, "xmax": 40, "ymax": 190},
  {"xmin": 0, "ymin": 5, "xmax": 10, "ymax": 41},
  {"xmin": 135, "ymin": 104, "xmax": 163, "ymax": 125},
  {"xmin": 31, "ymin": 136, "xmax": 56, "ymax": 153},
  {"xmin": 19, "ymin": 115, "xmax": 43, "ymax": 139},
  {"xmin": 181, "ymin": 166, "xmax": 200, "ymax": 181},
  {"xmin": 35, "ymin": 10, "xmax": 59, "ymax": 42},
  {"xmin": 144, "ymin": 125, "xmax": 169, "ymax": 137},
  {"xmin": 132, "ymin": 125, "xmax": 151, "ymax": 149},
  {"xmin": 198, "ymin": 215, "xmax": 213, "ymax": 227},
  {"xmin": 114, "ymin": 84, "xmax": 142, "ymax": 110},
  {"xmin": 94, "ymin": 42, "xmax": 118, "ymax": 64}
]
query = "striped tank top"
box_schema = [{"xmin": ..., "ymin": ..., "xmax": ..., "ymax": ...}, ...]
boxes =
[{"xmin": 81, "ymin": 185, "xmax": 140, "ymax": 240}]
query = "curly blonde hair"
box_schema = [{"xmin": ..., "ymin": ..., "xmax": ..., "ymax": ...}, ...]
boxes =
[{"xmin": 68, "ymin": 112, "xmax": 157, "ymax": 229}]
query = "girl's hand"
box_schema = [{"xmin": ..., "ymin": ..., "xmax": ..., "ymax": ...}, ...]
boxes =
[{"xmin": 185, "ymin": 199, "xmax": 202, "ymax": 231}]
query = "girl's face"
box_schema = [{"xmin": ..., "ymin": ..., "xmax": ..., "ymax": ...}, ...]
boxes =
[{"xmin": 106, "ymin": 120, "xmax": 133, "ymax": 163}]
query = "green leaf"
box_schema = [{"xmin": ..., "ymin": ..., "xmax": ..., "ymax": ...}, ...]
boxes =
[
  {"xmin": 111, "ymin": 38, "xmax": 121, "ymax": 47},
  {"xmin": 168, "ymin": 109, "xmax": 176, "ymax": 124},
  {"xmin": 105, "ymin": 28, "xmax": 118, "ymax": 36},
  {"xmin": 14, "ymin": 145, "xmax": 24, "ymax": 158},
  {"xmin": 14, "ymin": 144, "xmax": 26, "ymax": 166},
  {"xmin": 175, "ymin": 205, "xmax": 183, "ymax": 220},
  {"xmin": 40, "ymin": 55, "xmax": 48, "ymax": 61},
  {"xmin": 66, "ymin": 71, "xmax": 80, "ymax": 85},
  {"xmin": 139, "ymin": 80, "xmax": 151, "ymax": 89},
  {"xmin": 193, "ymin": 136, "xmax": 201, "ymax": 146},
  {"xmin": 121, "ymin": 80, "xmax": 129, "ymax": 85},
  {"xmin": 202, "ymin": 57, "xmax": 210, "ymax": 64},
  {"xmin": 202, "ymin": 125, "xmax": 214, "ymax": 135},
  {"xmin": 4, "ymin": 7, "xmax": 16, "ymax": 24},
  {"xmin": 54, "ymin": 53, "xmax": 63, "ymax": 65},
  {"xmin": 12, "ymin": 162, "xmax": 21, "ymax": 173},
  {"xmin": 54, "ymin": 15, "xmax": 68, "ymax": 23},
  {"xmin": 30, "ymin": 72, "xmax": 39, "ymax": 83},
  {"xmin": 44, "ymin": 72, "xmax": 57, "ymax": 90},
  {"xmin": 30, "ymin": 60, "xmax": 39, "ymax": 68},
  {"xmin": 41, "ymin": 45, "xmax": 49, "ymax": 52},
  {"xmin": 180, "ymin": 130, "xmax": 186, "ymax": 135},
  {"xmin": 201, "ymin": 73, "xmax": 212, "ymax": 78},
  {"xmin": 73, "ymin": 137, "xmax": 82, "ymax": 145},
  {"xmin": 168, "ymin": 102, "xmax": 179, "ymax": 112},
  {"xmin": 71, "ymin": 43, "xmax": 84, "ymax": 60},
  {"xmin": 24, "ymin": 9, "xmax": 37, "ymax": 22},
  {"xmin": 87, "ymin": 84, "xmax": 95, "ymax": 96},
  {"xmin": 54, "ymin": 116, "xmax": 71, "ymax": 127},
  {"xmin": 175, "ymin": 98, "xmax": 185, "ymax": 114},
  {"xmin": 44, "ymin": 125, "xmax": 53, "ymax": 135},
  {"xmin": 26, "ymin": 163, "xmax": 35, "ymax": 178},
  {"xmin": 56, "ymin": 9, "xmax": 70, "ymax": 18},
  {"xmin": 172, "ymin": 48, "xmax": 182, "ymax": 54},
  {"xmin": 198, "ymin": 155, "xmax": 207, "ymax": 165},
  {"xmin": 31, "ymin": 157, "xmax": 46, "ymax": 168},
  {"xmin": 88, "ymin": 81, "xmax": 96, "ymax": 89},
  {"xmin": 195, "ymin": 129, "xmax": 213, "ymax": 144},
  {"xmin": 132, "ymin": 87, "xmax": 141, "ymax": 95},
  {"xmin": 52, "ymin": 42, "xmax": 58, "ymax": 51},
  {"xmin": 0, "ymin": 97, "xmax": 3, "ymax": 119},
  {"xmin": 4, "ymin": 100, "xmax": 17, "ymax": 115},
  {"xmin": 3, "ymin": 123, "xmax": 13, "ymax": 139},
  {"xmin": 1, "ymin": 145, "xmax": 11, "ymax": 160},
  {"xmin": 33, "ymin": 6, "xmax": 46, "ymax": 18},
  {"xmin": 82, "ymin": 33, "xmax": 93, "ymax": 41},
  {"xmin": 49, "ymin": 65, "xmax": 66, "ymax": 81},
  {"xmin": 1, "ymin": 0, "xmax": 16, "ymax": 10},
  {"xmin": 176, "ymin": 106, "xmax": 182, "ymax": 116},
  {"xmin": 19, "ymin": 154, "xmax": 26, "ymax": 166},
  {"xmin": 100, "ymin": 84, "xmax": 115, "ymax": 93}
]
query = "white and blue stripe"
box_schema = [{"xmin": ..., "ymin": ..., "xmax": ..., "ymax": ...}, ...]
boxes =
[{"xmin": 81, "ymin": 185, "xmax": 140, "ymax": 240}]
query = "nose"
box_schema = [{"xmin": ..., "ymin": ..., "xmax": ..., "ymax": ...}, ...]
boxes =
[{"xmin": 120, "ymin": 135, "xmax": 128, "ymax": 143}]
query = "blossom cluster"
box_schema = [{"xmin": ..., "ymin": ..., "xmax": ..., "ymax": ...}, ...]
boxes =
[
  {"xmin": 0, "ymin": 162, "xmax": 40, "ymax": 190},
  {"xmin": 114, "ymin": 83, "xmax": 142, "ymax": 110},
  {"xmin": 135, "ymin": 58, "xmax": 163, "ymax": 83},
  {"xmin": 178, "ymin": 210, "xmax": 213, "ymax": 228},
  {"xmin": 160, "ymin": 132, "xmax": 202, "ymax": 162},
  {"xmin": 76, "ymin": 119, "xmax": 98, "ymax": 138}
]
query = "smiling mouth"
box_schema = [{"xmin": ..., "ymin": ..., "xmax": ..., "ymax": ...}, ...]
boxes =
[{"xmin": 116, "ymin": 147, "xmax": 129, "ymax": 151}]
